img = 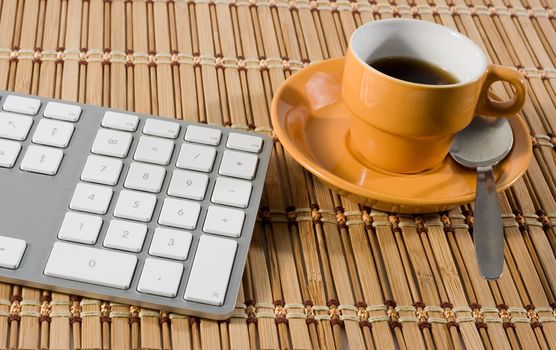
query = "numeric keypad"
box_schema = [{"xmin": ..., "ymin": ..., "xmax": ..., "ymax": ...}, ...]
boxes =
[{"xmin": 47, "ymin": 105, "xmax": 268, "ymax": 316}]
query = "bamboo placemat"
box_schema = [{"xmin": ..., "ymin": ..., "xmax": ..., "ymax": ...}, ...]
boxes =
[{"xmin": 1, "ymin": 0, "xmax": 556, "ymax": 349}]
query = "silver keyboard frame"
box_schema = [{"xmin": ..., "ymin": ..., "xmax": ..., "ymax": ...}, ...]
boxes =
[{"xmin": 0, "ymin": 90, "xmax": 272, "ymax": 320}]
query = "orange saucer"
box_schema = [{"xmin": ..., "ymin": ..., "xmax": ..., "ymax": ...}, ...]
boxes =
[{"xmin": 271, "ymin": 58, "xmax": 532, "ymax": 213}]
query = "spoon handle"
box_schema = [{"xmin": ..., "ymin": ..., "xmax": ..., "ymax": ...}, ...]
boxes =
[{"xmin": 474, "ymin": 166, "xmax": 504, "ymax": 280}]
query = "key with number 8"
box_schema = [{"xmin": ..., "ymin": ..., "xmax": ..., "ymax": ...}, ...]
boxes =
[{"xmin": 124, "ymin": 162, "xmax": 166, "ymax": 193}]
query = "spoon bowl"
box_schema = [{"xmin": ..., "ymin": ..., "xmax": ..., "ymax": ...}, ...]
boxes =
[{"xmin": 449, "ymin": 116, "xmax": 514, "ymax": 280}]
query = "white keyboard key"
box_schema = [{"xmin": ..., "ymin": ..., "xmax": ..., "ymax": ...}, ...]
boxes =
[
  {"xmin": 176, "ymin": 143, "xmax": 216, "ymax": 173},
  {"xmin": 184, "ymin": 125, "xmax": 221, "ymax": 146},
  {"xmin": 32, "ymin": 119, "xmax": 75, "ymax": 148},
  {"xmin": 69, "ymin": 183, "xmax": 113, "ymax": 214},
  {"xmin": 44, "ymin": 102, "xmax": 81, "ymax": 122},
  {"xmin": 149, "ymin": 227, "xmax": 192, "ymax": 260},
  {"xmin": 138, "ymin": 258, "xmax": 183, "ymax": 297},
  {"xmin": 0, "ymin": 112, "xmax": 33, "ymax": 141},
  {"xmin": 143, "ymin": 118, "xmax": 180, "ymax": 139},
  {"xmin": 0, "ymin": 236, "xmax": 26, "ymax": 269},
  {"xmin": 211, "ymin": 177, "xmax": 252, "ymax": 208},
  {"xmin": 80, "ymin": 155, "xmax": 123, "ymax": 186},
  {"xmin": 103, "ymin": 219, "xmax": 147, "ymax": 253},
  {"xmin": 167, "ymin": 170, "xmax": 209, "ymax": 201},
  {"xmin": 184, "ymin": 235, "xmax": 237, "ymax": 306},
  {"xmin": 124, "ymin": 162, "xmax": 166, "ymax": 193},
  {"xmin": 102, "ymin": 111, "xmax": 139, "ymax": 131},
  {"xmin": 226, "ymin": 132, "xmax": 263, "ymax": 153},
  {"xmin": 44, "ymin": 242, "xmax": 137, "ymax": 289},
  {"xmin": 114, "ymin": 190, "xmax": 157, "ymax": 222},
  {"xmin": 203, "ymin": 206, "xmax": 245, "ymax": 238},
  {"xmin": 91, "ymin": 129, "xmax": 133, "ymax": 158},
  {"xmin": 58, "ymin": 212, "xmax": 103, "ymax": 244},
  {"xmin": 158, "ymin": 198, "xmax": 200, "ymax": 230},
  {"xmin": 219, "ymin": 150, "xmax": 258, "ymax": 180},
  {"xmin": 0, "ymin": 140, "xmax": 21, "ymax": 168},
  {"xmin": 20, "ymin": 145, "xmax": 64, "ymax": 175},
  {"xmin": 3, "ymin": 95, "xmax": 41, "ymax": 115},
  {"xmin": 133, "ymin": 136, "xmax": 174, "ymax": 165}
]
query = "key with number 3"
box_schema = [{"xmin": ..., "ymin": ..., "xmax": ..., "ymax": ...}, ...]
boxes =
[{"xmin": 149, "ymin": 227, "xmax": 192, "ymax": 260}]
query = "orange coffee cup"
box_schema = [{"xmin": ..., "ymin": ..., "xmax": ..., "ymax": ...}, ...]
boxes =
[{"xmin": 342, "ymin": 19, "xmax": 526, "ymax": 174}]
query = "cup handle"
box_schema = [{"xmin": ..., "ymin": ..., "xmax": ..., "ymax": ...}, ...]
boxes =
[{"xmin": 475, "ymin": 65, "xmax": 527, "ymax": 117}]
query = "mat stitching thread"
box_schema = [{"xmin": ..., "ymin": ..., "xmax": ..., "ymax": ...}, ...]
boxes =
[
  {"xmin": 152, "ymin": 0, "xmax": 553, "ymax": 19},
  {"xmin": 168, "ymin": 313, "xmax": 189, "ymax": 320},
  {"xmin": 139, "ymin": 310, "xmax": 161, "ymax": 318},
  {"xmin": 288, "ymin": 210, "xmax": 552, "ymax": 232},
  {"xmin": 19, "ymin": 311, "xmax": 40, "ymax": 317},
  {"xmin": 220, "ymin": 302, "xmax": 547, "ymax": 325},
  {"xmin": 3, "ymin": 48, "xmax": 556, "ymax": 79}
]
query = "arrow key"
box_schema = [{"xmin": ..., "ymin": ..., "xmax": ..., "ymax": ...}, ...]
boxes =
[
  {"xmin": 20, "ymin": 145, "xmax": 63, "ymax": 175},
  {"xmin": 0, "ymin": 236, "xmax": 26, "ymax": 269},
  {"xmin": 32, "ymin": 118, "xmax": 75, "ymax": 148},
  {"xmin": 0, "ymin": 139, "xmax": 21, "ymax": 168},
  {"xmin": 137, "ymin": 258, "xmax": 183, "ymax": 297},
  {"xmin": 0, "ymin": 112, "xmax": 33, "ymax": 141}
]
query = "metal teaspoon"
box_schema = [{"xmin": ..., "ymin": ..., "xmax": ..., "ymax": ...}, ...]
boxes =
[{"xmin": 449, "ymin": 116, "xmax": 514, "ymax": 280}]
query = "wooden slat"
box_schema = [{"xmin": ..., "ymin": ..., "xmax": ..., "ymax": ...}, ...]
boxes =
[
  {"xmin": 132, "ymin": 0, "xmax": 152, "ymax": 114},
  {"xmin": 153, "ymin": 1, "xmax": 176, "ymax": 118}
]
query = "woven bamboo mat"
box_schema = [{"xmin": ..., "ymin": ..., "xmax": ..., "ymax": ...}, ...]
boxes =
[{"xmin": 1, "ymin": 0, "xmax": 556, "ymax": 349}]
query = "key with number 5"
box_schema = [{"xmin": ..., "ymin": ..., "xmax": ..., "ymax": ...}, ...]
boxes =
[{"xmin": 114, "ymin": 190, "xmax": 157, "ymax": 222}]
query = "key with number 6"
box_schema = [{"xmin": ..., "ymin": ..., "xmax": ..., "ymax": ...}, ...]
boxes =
[{"xmin": 158, "ymin": 198, "xmax": 200, "ymax": 230}]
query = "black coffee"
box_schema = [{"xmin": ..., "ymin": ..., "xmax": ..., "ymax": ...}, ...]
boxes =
[{"xmin": 367, "ymin": 57, "xmax": 459, "ymax": 85}]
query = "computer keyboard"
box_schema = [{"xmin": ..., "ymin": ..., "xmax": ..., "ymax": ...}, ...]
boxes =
[{"xmin": 0, "ymin": 91, "xmax": 272, "ymax": 319}]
